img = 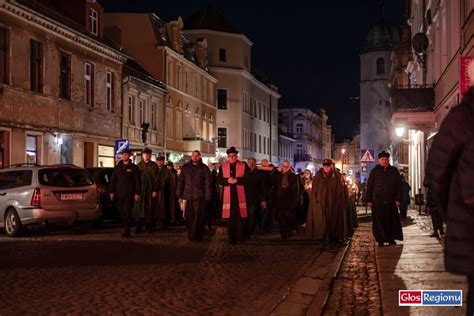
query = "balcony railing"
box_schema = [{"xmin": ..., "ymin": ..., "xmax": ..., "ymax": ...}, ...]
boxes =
[
  {"xmin": 391, "ymin": 85, "xmax": 435, "ymax": 112},
  {"xmin": 294, "ymin": 153, "xmax": 313, "ymax": 162}
]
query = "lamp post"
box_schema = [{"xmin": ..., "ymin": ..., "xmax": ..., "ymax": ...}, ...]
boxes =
[{"xmin": 341, "ymin": 148, "xmax": 346, "ymax": 173}]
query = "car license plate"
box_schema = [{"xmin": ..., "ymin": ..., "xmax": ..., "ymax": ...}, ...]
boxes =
[{"xmin": 60, "ymin": 193, "xmax": 84, "ymax": 201}]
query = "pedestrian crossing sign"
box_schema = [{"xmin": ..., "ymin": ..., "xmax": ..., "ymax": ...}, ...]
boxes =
[{"xmin": 360, "ymin": 149, "xmax": 375, "ymax": 163}]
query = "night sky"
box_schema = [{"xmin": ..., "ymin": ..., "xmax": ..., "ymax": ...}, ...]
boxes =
[{"xmin": 101, "ymin": 1, "xmax": 405, "ymax": 142}]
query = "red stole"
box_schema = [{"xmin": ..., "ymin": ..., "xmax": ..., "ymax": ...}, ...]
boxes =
[{"xmin": 222, "ymin": 160, "xmax": 248, "ymax": 219}]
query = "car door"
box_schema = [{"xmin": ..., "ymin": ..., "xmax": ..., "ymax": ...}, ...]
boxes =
[{"xmin": 0, "ymin": 170, "xmax": 33, "ymax": 227}]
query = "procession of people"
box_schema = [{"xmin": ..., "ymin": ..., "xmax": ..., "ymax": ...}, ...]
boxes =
[{"xmin": 109, "ymin": 145, "xmax": 363, "ymax": 247}]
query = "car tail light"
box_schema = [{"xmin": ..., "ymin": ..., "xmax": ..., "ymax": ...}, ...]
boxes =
[{"xmin": 31, "ymin": 188, "xmax": 41, "ymax": 207}]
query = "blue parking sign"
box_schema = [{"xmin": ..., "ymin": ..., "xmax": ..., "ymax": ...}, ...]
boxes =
[{"xmin": 115, "ymin": 140, "xmax": 129, "ymax": 154}]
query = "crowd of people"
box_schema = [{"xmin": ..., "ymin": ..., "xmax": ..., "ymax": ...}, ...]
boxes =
[
  {"xmin": 107, "ymin": 85, "xmax": 474, "ymax": 314},
  {"xmin": 108, "ymin": 146, "xmax": 359, "ymax": 248}
]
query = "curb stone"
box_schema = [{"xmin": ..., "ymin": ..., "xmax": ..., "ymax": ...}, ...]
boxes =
[{"xmin": 271, "ymin": 240, "xmax": 351, "ymax": 316}]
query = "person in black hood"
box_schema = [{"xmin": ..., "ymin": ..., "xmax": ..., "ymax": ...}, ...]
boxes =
[
  {"xmin": 365, "ymin": 151, "xmax": 403, "ymax": 247},
  {"xmin": 176, "ymin": 150, "xmax": 212, "ymax": 242},
  {"xmin": 426, "ymin": 85, "xmax": 474, "ymax": 316},
  {"xmin": 109, "ymin": 149, "xmax": 141, "ymax": 237}
]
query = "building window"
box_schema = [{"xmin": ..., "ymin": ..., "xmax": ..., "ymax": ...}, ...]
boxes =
[
  {"xmin": 139, "ymin": 99, "xmax": 146, "ymax": 126},
  {"xmin": 296, "ymin": 123, "xmax": 303, "ymax": 134},
  {"xmin": 296, "ymin": 143, "xmax": 303, "ymax": 155},
  {"xmin": 166, "ymin": 108, "xmax": 173, "ymax": 138},
  {"xmin": 26, "ymin": 135, "xmax": 38, "ymax": 164},
  {"xmin": 128, "ymin": 95, "xmax": 134, "ymax": 125},
  {"xmin": 84, "ymin": 62, "xmax": 94, "ymax": 106},
  {"xmin": 176, "ymin": 111, "xmax": 183, "ymax": 139},
  {"xmin": 218, "ymin": 128, "xmax": 227, "ymax": 148},
  {"xmin": 30, "ymin": 40, "xmax": 43, "ymax": 93},
  {"xmin": 166, "ymin": 59, "xmax": 172, "ymax": 85},
  {"xmin": 264, "ymin": 136, "xmax": 267, "ymax": 154},
  {"xmin": 376, "ymin": 58, "xmax": 385, "ymax": 75},
  {"xmin": 98, "ymin": 145, "xmax": 114, "ymax": 167},
  {"xmin": 106, "ymin": 71, "xmax": 113, "ymax": 111},
  {"xmin": 59, "ymin": 51, "xmax": 71, "ymax": 100},
  {"xmin": 90, "ymin": 8, "xmax": 98, "ymax": 36},
  {"xmin": 151, "ymin": 102, "xmax": 157, "ymax": 130},
  {"xmin": 219, "ymin": 48, "xmax": 226, "ymax": 62},
  {"xmin": 217, "ymin": 89, "xmax": 228, "ymax": 110},
  {"xmin": 259, "ymin": 135, "xmax": 262, "ymax": 153},
  {"xmin": 177, "ymin": 65, "xmax": 182, "ymax": 90},
  {"xmin": 0, "ymin": 27, "xmax": 8, "ymax": 84}
]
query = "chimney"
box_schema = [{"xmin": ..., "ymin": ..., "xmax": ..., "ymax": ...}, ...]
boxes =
[
  {"xmin": 195, "ymin": 38, "xmax": 208, "ymax": 68},
  {"xmin": 166, "ymin": 17, "xmax": 184, "ymax": 53}
]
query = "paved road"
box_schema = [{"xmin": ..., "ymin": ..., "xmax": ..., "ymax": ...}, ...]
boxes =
[{"xmin": 0, "ymin": 225, "xmax": 322, "ymax": 315}]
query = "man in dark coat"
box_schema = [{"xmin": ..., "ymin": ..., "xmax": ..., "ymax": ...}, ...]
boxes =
[
  {"xmin": 272, "ymin": 160, "xmax": 297, "ymax": 239},
  {"xmin": 423, "ymin": 175, "xmax": 444, "ymax": 238},
  {"xmin": 167, "ymin": 161, "xmax": 181, "ymax": 224},
  {"xmin": 306, "ymin": 159, "xmax": 346, "ymax": 246},
  {"xmin": 245, "ymin": 158, "xmax": 267, "ymax": 239},
  {"xmin": 217, "ymin": 147, "xmax": 249, "ymax": 244},
  {"xmin": 176, "ymin": 150, "xmax": 212, "ymax": 242},
  {"xmin": 426, "ymin": 86, "xmax": 474, "ymax": 316},
  {"xmin": 156, "ymin": 156, "xmax": 174, "ymax": 228},
  {"xmin": 134, "ymin": 148, "xmax": 159, "ymax": 234},
  {"xmin": 366, "ymin": 151, "xmax": 403, "ymax": 246},
  {"xmin": 109, "ymin": 149, "xmax": 141, "ymax": 237},
  {"xmin": 259, "ymin": 159, "xmax": 274, "ymax": 233},
  {"xmin": 400, "ymin": 174, "xmax": 411, "ymax": 219}
]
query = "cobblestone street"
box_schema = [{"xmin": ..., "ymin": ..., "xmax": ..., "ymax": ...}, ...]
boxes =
[
  {"xmin": 0, "ymin": 226, "xmax": 323, "ymax": 315},
  {"xmin": 322, "ymin": 210, "xmax": 467, "ymax": 316}
]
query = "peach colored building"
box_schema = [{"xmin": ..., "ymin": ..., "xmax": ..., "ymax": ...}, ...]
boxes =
[
  {"xmin": 182, "ymin": 7, "xmax": 280, "ymax": 163},
  {"xmin": 103, "ymin": 13, "xmax": 217, "ymax": 164},
  {"xmin": 0, "ymin": 0, "xmax": 127, "ymax": 168}
]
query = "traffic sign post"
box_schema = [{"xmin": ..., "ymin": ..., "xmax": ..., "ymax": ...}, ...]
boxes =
[
  {"xmin": 114, "ymin": 140, "xmax": 129, "ymax": 162},
  {"xmin": 360, "ymin": 149, "xmax": 375, "ymax": 163}
]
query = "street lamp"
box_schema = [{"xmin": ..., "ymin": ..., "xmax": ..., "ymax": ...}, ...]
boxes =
[
  {"xmin": 395, "ymin": 126, "xmax": 406, "ymax": 138},
  {"xmin": 341, "ymin": 148, "xmax": 346, "ymax": 173}
]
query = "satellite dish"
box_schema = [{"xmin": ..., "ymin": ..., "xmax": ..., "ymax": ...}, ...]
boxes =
[{"xmin": 412, "ymin": 33, "xmax": 429, "ymax": 53}]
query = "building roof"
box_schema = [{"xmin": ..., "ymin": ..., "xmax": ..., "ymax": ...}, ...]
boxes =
[
  {"xmin": 124, "ymin": 59, "xmax": 166, "ymax": 90},
  {"xmin": 361, "ymin": 20, "xmax": 400, "ymax": 53},
  {"xmin": 183, "ymin": 6, "xmax": 242, "ymax": 34}
]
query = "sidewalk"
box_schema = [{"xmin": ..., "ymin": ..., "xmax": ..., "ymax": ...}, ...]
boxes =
[
  {"xmin": 274, "ymin": 208, "xmax": 469, "ymax": 315},
  {"xmin": 377, "ymin": 209, "xmax": 467, "ymax": 315}
]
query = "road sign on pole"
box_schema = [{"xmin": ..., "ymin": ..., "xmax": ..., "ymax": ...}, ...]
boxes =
[
  {"xmin": 360, "ymin": 149, "xmax": 375, "ymax": 163},
  {"xmin": 115, "ymin": 140, "xmax": 129, "ymax": 162}
]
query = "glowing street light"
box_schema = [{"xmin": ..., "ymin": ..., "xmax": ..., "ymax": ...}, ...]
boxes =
[{"xmin": 395, "ymin": 126, "xmax": 406, "ymax": 138}]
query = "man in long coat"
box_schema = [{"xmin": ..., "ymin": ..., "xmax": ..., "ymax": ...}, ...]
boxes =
[
  {"xmin": 306, "ymin": 159, "xmax": 346, "ymax": 247},
  {"xmin": 366, "ymin": 151, "xmax": 403, "ymax": 246},
  {"xmin": 272, "ymin": 160, "xmax": 297, "ymax": 239},
  {"xmin": 427, "ymin": 85, "xmax": 474, "ymax": 316},
  {"xmin": 109, "ymin": 149, "xmax": 141, "ymax": 237},
  {"xmin": 134, "ymin": 148, "xmax": 159, "ymax": 233},
  {"xmin": 176, "ymin": 150, "xmax": 212, "ymax": 242},
  {"xmin": 156, "ymin": 156, "xmax": 175, "ymax": 228},
  {"xmin": 217, "ymin": 147, "xmax": 249, "ymax": 244}
]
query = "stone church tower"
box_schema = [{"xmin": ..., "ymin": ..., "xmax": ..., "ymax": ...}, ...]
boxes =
[{"xmin": 360, "ymin": 21, "xmax": 400, "ymax": 179}]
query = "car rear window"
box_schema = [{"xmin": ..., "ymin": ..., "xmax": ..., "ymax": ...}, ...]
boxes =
[
  {"xmin": 0, "ymin": 170, "xmax": 33, "ymax": 190},
  {"xmin": 39, "ymin": 168, "xmax": 94, "ymax": 187},
  {"xmin": 87, "ymin": 169, "xmax": 112, "ymax": 185}
]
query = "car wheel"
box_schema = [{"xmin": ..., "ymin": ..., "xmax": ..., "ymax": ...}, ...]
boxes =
[{"xmin": 5, "ymin": 208, "xmax": 23, "ymax": 237}]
